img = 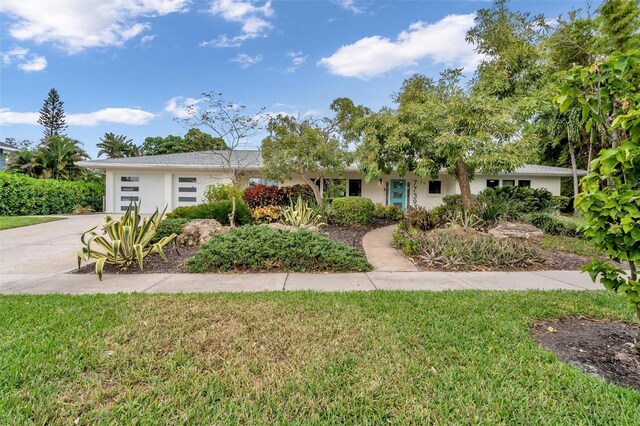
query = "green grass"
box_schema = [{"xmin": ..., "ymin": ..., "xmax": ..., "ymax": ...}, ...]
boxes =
[
  {"xmin": 1, "ymin": 291, "xmax": 639, "ymax": 424},
  {"xmin": 0, "ymin": 215, "xmax": 64, "ymax": 230},
  {"xmin": 541, "ymin": 234, "xmax": 602, "ymax": 257}
]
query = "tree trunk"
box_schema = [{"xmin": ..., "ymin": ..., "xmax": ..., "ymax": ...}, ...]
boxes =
[
  {"xmin": 300, "ymin": 173, "xmax": 322, "ymax": 205},
  {"xmin": 229, "ymin": 192, "xmax": 236, "ymax": 227},
  {"xmin": 567, "ymin": 130, "xmax": 579, "ymax": 216},
  {"xmin": 610, "ymin": 98, "xmax": 620, "ymax": 148},
  {"xmin": 630, "ymin": 261, "xmax": 640, "ymax": 353},
  {"xmin": 587, "ymin": 127, "xmax": 595, "ymax": 174},
  {"xmin": 455, "ymin": 158, "xmax": 473, "ymax": 209}
]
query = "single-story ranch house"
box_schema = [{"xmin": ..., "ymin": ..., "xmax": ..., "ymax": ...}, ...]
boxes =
[{"xmin": 79, "ymin": 151, "xmax": 586, "ymax": 214}]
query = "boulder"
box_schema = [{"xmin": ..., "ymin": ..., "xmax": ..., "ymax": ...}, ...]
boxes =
[
  {"xmin": 177, "ymin": 219, "xmax": 224, "ymax": 247},
  {"xmin": 488, "ymin": 222, "xmax": 543, "ymax": 240}
]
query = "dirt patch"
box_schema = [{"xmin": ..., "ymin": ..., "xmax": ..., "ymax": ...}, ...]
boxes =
[
  {"xmin": 74, "ymin": 245, "xmax": 198, "ymax": 274},
  {"xmin": 532, "ymin": 316, "xmax": 640, "ymax": 391}
]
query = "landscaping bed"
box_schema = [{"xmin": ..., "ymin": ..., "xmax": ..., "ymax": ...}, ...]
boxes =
[
  {"xmin": 74, "ymin": 246, "xmax": 199, "ymax": 274},
  {"xmin": 532, "ymin": 316, "xmax": 640, "ymax": 391},
  {"xmin": 3, "ymin": 291, "xmax": 640, "ymax": 424},
  {"xmin": 320, "ymin": 220, "xmax": 393, "ymax": 253}
]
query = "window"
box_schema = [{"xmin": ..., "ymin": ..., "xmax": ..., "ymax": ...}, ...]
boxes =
[
  {"xmin": 178, "ymin": 177, "xmax": 197, "ymax": 183},
  {"xmin": 120, "ymin": 196, "xmax": 139, "ymax": 202},
  {"xmin": 121, "ymin": 186, "xmax": 139, "ymax": 192},
  {"xmin": 120, "ymin": 206, "xmax": 131, "ymax": 211},
  {"xmin": 249, "ymin": 177, "xmax": 279, "ymax": 186},
  {"xmin": 323, "ymin": 179, "xmax": 346, "ymax": 198},
  {"xmin": 428, "ymin": 180, "xmax": 442, "ymax": 195},
  {"xmin": 486, "ymin": 179, "xmax": 500, "ymax": 189},
  {"xmin": 178, "ymin": 187, "xmax": 197, "ymax": 192},
  {"xmin": 120, "ymin": 176, "xmax": 139, "ymax": 182},
  {"xmin": 518, "ymin": 180, "xmax": 531, "ymax": 188},
  {"xmin": 178, "ymin": 197, "xmax": 197, "ymax": 202},
  {"xmin": 502, "ymin": 179, "xmax": 515, "ymax": 187},
  {"xmin": 348, "ymin": 179, "xmax": 362, "ymax": 196}
]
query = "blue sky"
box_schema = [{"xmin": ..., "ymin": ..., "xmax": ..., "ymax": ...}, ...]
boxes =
[{"xmin": 1, "ymin": 0, "xmax": 596, "ymax": 158}]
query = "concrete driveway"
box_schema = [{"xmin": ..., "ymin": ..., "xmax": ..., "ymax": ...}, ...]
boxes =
[{"xmin": 0, "ymin": 215, "xmax": 105, "ymax": 273}]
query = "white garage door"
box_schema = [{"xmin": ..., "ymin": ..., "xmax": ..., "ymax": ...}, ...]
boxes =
[
  {"xmin": 115, "ymin": 173, "xmax": 165, "ymax": 214},
  {"xmin": 172, "ymin": 174, "xmax": 227, "ymax": 208}
]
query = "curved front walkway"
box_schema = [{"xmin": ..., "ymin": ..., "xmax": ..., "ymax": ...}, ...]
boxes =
[{"xmin": 362, "ymin": 225, "xmax": 419, "ymax": 272}]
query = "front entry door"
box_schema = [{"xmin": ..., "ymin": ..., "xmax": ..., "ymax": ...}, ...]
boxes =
[{"xmin": 389, "ymin": 179, "xmax": 406, "ymax": 210}]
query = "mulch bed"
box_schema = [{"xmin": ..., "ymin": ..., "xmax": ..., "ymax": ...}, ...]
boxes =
[
  {"xmin": 74, "ymin": 246, "xmax": 199, "ymax": 275},
  {"xmin": 532, "ymin": 316, "xmax": 640, "ymax": 391}
]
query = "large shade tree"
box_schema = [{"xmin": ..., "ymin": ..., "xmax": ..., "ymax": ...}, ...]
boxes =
[
  {"xmin": 142, "ymin": 128, "xmax": 227, "ymax": 155},
  {"xmin": 261, "ymin": 114, "xmax": 352, "ymax": 204}
]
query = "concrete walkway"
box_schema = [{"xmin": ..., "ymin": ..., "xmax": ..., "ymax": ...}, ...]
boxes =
[
  {"xmin": 362, "ymin": 225, "xmax": 419, "ymax": 272},
  {"xmin": 0, "ymin": 270, "xmax": 602, "ymax": 294}
]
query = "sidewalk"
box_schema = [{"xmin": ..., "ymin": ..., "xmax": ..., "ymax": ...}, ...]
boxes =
[{"xmin": 0, "ymin": 270, "xmax": 602, "ymax": 294}]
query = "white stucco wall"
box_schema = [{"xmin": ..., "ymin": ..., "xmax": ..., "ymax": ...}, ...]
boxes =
[{"xmin": 103, "ymin": 167, "xmax": 565, "ymax": 213}]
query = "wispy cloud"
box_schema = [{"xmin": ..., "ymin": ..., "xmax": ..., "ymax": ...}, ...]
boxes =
[
  {"xmin": 231, "ymin": 53, "xmax": 263, "ymax": 68},
  {"xmin": 334, "ymin": 0, "xmax": 365, "ymax": 14},
  {"xmin": 164, "ymin": 96, "xmax": 202, "ymax": 118},
  {"xmin": 285, "ymin": 51, "xmax": 307, "ymax": 73},
  {"xmin": 201, "ymin": 0, "xmax": 274, "ymax": 48},
  {"xmin": 319, "ymin": 14, "xmax": 483, "ymax": 79},
  {"xmin": 0, "ymin": 0, "xmax": 189, "ymax": 54},
  {"xmin": 1, "ymin": 47, "xmax": 47, "ymax": 72},
  {"xmin": 0, "ymin": 107, "xmax": 156, "ymax": 126}
]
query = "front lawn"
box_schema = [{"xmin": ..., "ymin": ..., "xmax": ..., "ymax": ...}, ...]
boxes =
[
  {"xmin": 1, "ymin": 291, "xmax": 639, "ymax": 424},
  {"xmin": 541, "ymin": 234, "xmax": 601, "ymax": 257},
  {"xmin": 0, "ymin": 215, "xmax": 64, "ymax": 230}
]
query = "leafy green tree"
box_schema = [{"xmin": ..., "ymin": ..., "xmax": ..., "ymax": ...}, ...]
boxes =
[
  {"xmin": 37, "ymin": 88, "xmax": 67, "ymax": 141},
  {"xmin": 184, "ymin": 128, "xmax": 227, "ymax": 151},
  {"xmin": 597, "ymin": 0, "xmax": 640, "ymax": 53},
  {"xmin": 261, "ymin": 114, "xmax": 351, "ymax": 204},
  {"xmin": 97, "ymin": 132, "xmax": 140, "ymax": 158}
]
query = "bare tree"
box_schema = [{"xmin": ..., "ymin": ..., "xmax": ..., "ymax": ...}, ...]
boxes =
[{"xmin": 180, "ymin": 92, "xmax": 265, "ymax": 226}]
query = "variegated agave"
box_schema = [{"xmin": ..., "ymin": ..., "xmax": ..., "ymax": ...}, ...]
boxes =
[
  {"xmin": 77, "ymin": 203, "xmax": 177, "ymax": 280},
  {"xmin": 281, "ymin": 195, "xmax": 325, "ymax": 229}
]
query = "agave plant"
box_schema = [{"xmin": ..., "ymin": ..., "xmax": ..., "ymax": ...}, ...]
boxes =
[
  {"xmin": 77, "ymin": 203, "xmax": 177, "ymax": 280},
  {"xmin": 281, "ymin": 195, "xmax": 325, "ymax": 229}
]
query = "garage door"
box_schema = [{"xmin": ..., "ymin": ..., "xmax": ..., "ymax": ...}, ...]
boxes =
[
  {"xmin": 172, "ymin": 174, "xmax": 227, "ymax": 209},
  {"xmin": 115, "ymin": 173, "xmax": 165, "ymax": 214}
]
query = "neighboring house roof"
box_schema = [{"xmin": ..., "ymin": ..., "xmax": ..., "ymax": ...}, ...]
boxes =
[
  {"xmin": 0, "ymin": 141, "xmax": 18, "ymax": 152},
  {"xmin": 78, "ymin": 150, "xmax": 587, "ymax": 177}
]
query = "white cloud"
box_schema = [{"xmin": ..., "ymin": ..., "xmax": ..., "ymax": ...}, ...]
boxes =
[
  {"xmin": 140, "ymin": 34, "xmax": 157, "ymax": 45},
  {"xmin": 201, "ymin": 0, "xmax": 274, "ymax": 48},
  {"xmin": 0, "ymin": 0, "xmax": 189, "ymax": 54},
  {"xmin": 318, "ymin": 14, "xmax": 483, "ymax": 79},
  {"xmin": 231, "ymin": 53, "xmax": 263, "ymax": 68},
  {"xmin": 164, "ymin": 96, "xmax": 202, "ymax": 118},
  {"xmin": 285, "ymin": 51, "xmax": 307, "ymax": 73},
  {"xmin": 1, "ymin": 46, "xmax": 47, "ymax": 72},
  {"xmin": 334, "ymin": 0, "xmax": 364, "ymax": 14},
  {"xmin": 0, "ymin": 107, "xmax": 156, "ymax": 126}
]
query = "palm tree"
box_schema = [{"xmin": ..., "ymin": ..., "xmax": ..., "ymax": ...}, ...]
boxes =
[
  {"xmin": 36, "ymin": 136, "xmax": 89, "ymax": 180},
  {"xmin": 7, "ymin": 150, "xmax": 42, "ymax": 177},
  {"xmin": 97, "ymin": 133, "xmax": 140, "ymax": 158}
]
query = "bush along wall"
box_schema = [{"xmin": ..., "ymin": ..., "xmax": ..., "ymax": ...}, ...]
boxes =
[{"xmin": 0, "ymin": 172, "xmax": 104, "ymax": 215}]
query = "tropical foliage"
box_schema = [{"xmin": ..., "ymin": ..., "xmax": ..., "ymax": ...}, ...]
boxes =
[
  {"xmin": 97, "ymin": 133, "xmax": 140, "ymax": 158},
  {"xmin": 78, "ymin": 203, "xmax": 177, "ymax": 280},
  {"xmin": 280, "ymin": 196, "xmax": 325, "ymax": 229},
  {"xmin": 8, "ymin": 136, "xmax": 89, "ymax": 180}
]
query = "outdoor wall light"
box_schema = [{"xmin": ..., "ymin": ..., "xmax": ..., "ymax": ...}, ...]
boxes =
[{"xmin": 378, "ymin": 179, "xmax": 383, "ymax": 186}]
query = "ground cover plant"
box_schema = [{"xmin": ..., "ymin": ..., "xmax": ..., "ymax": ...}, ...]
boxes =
[
  {"xmin": 2, "ymin": 291, "xmax": 640, "ymax": 424},
  {"xmin": 187, "ymin": 225, "xmax": 371, "ymax": 272},
  {"xmin": 541, "ymin": 235, "xmax": 600, "ymax": 257}
]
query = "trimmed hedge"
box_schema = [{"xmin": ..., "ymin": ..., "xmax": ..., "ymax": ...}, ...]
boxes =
[
  {"xmin": 0, "ymin": 172, "xmax": 104, "ymax": 215},
  {"xmin": 167, "ymin": 201, "xmax": 253, "ymax": 225},
  {"xmin": 331, "ymin": 197, "xmax": 375, "ymax": 226},
  {"xmin": 187, "ymin": 225, "xmax": 372, "ymax": 272}
]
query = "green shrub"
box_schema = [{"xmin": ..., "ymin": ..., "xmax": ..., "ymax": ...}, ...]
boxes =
[
  {"xmin": 331, "ymin": 197, "xmax": 375, "ymax": 226},
  {"xmin": 187, "ymin": 225, "xmax": 372, "ymax": 272},
  {"xmin": 167, "ymin": 201, "xmax": 253, "ymax": 225},
  {"xmin": 551, "ymin": 195, "xmax": 571, "ymax": 213},
  {"xmin": 373, "ymin": 204, "xmax": 404, "ymax": 222},
  {"xmin": 152, "ymin": 218, "xmax": 187, "ymax": 243},
  {"xmin": 525, "ymin": 212, "xmax": 579, "ymax": 237},
  {"xmin": 393, "ymin": 228, "xmax": 544, "ymax": 271},
  {"xmin": 400, "ymin": 206, "xmax": 437, "ymax": 231},
  {"xmin": 0, "ymin": 172, "xmax": 104, "ymax": 215},
  {"xmin": 203, "ymin": 184, "xmax": 243, "ymax": 203}
]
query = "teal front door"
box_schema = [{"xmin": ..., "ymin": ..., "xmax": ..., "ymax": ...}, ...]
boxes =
[{"xmin": 389, "ymin": 179, "xmax": 406, "ymax": 210}]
